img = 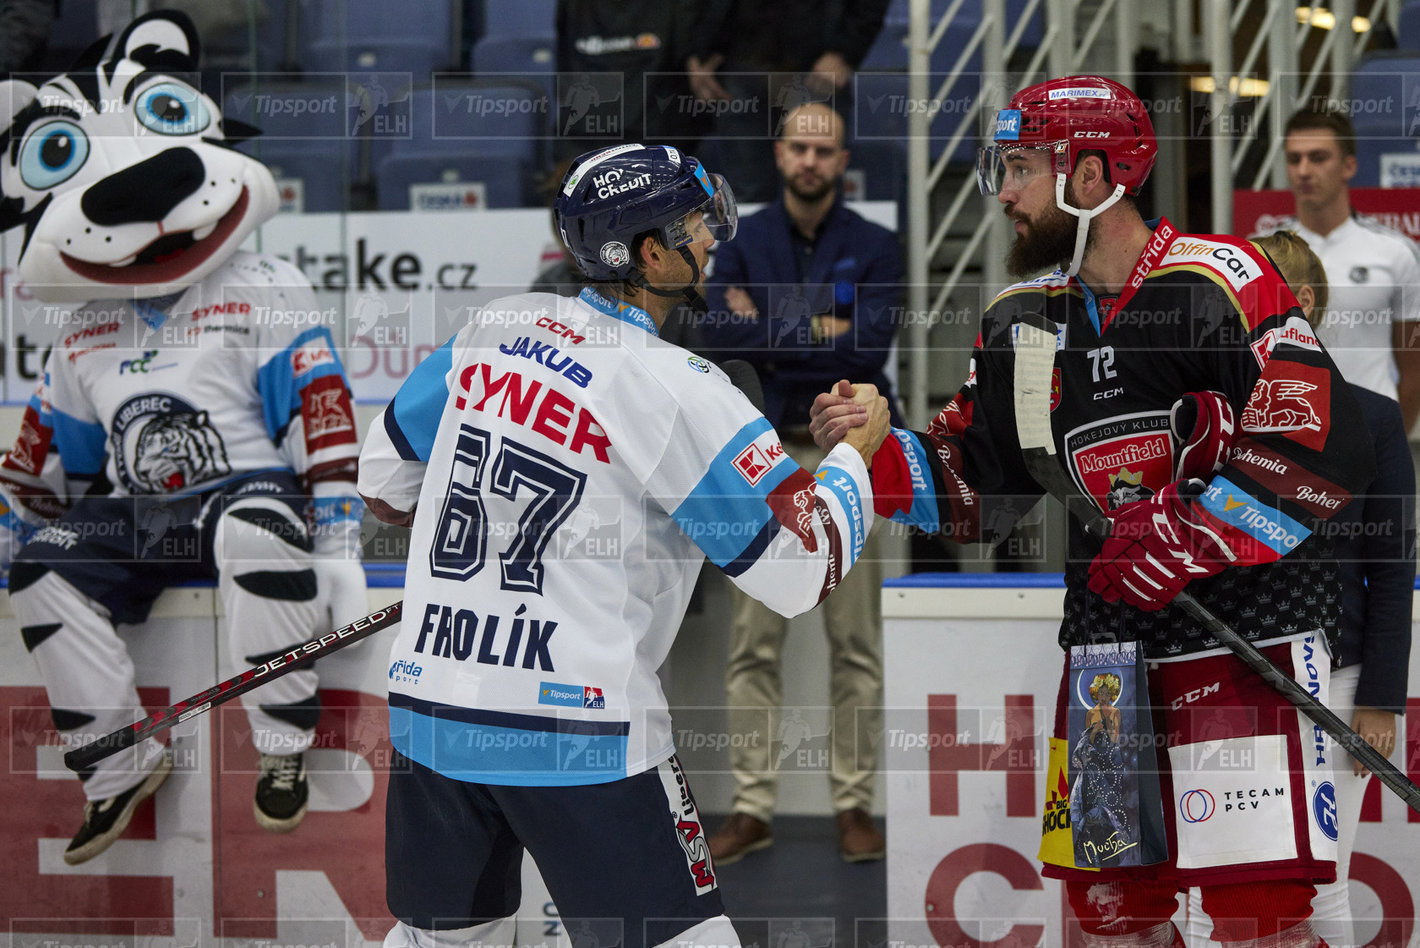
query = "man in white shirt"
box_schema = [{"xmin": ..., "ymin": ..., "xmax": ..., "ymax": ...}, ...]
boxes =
[{"xmin": 1272, "ymin": 106, "xmax": 1420, "ymax": 431}]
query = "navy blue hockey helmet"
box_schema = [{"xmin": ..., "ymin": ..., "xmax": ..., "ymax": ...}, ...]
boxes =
[{"xmin": 554, "ymin": 143, "xmax": 738, "ymax": 283}]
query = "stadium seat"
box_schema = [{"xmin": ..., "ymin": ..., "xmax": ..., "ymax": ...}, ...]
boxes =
[
  {"xmin": 374, "ymin": 83, "xmax": 548, "ymax": 209},
  {"xmin": 470, "ymin": 33, "xmax": 557, "ymax": 103},
  {"xmin": 853, "ymin": 71, "xmax": 978, "ymax": 164},
  {"xmin": 480, "ymin": 0, "xmax": 556, "ymax": 37},
  {"xmin": 1348, "ymin": 52, "xmax": 1420, "ymax": 187},
  {"xmin": 306, "ymin": 37, "xmax": 445, "ymax": 86},
  {"xmin": 297, "ymin": 0, "xmax": 458, "ymax": 78},
  {"xmin": 224, "ymin": 82, "xmax": 362, "ymax": 212},
  {"xmin": 1400, "ymin": 0, "xmax": 1420, "ymax": 49}
]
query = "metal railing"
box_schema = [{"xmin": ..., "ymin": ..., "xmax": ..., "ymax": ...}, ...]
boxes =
[{"xmin": 902, "ymin": 0, "xmax": 1138, "ymax": 427}]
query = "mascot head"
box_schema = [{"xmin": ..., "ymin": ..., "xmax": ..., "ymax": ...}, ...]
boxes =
[{"xmin": 0, "ymin": 10, "xmax": 279, "ymax": 304}]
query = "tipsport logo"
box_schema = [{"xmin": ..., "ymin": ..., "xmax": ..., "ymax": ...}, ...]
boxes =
[{"xmin": 994, "ymin": 108, "xmax": 1021, "ymax": 140}]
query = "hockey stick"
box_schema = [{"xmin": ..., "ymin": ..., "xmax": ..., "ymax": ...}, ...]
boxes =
[
  {"xmin": 1011, "ymin": 312, "xmax": 1420, "ymax": 814},
  {"xmin": 63, "ymin": 601, "xmax": 403, "ymax": 772},
  {"xmin": 61, "ymin": 362, "xmax": 766, "ymax": 774}
]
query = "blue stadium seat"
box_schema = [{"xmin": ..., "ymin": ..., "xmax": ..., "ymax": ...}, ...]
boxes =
[
  {"xmin": 306, "ymin": 37, "xmax": 444, "ymax": 86},
  {"xmin": 224, "ymin": 82, "xmax": 362, "ymax": 212},
  {"xmin": 298, "ymin": 0, "xmax": 456, "ymax": 50},
  {"xmin": 853, "ymin": 71, "xmax": 978, "ymax": 164},
  {"xmin": 374, "ymin": 83, "xmax": 548, "ymax": 209},
  {"xmin": 298, "ymin": 0, "xmax": 458, "ymax": 77},
  {"xmin": 470, "ymin": 34, "xmax": 557, "ymax": 103},
  {"xmin": 1400, "ymin": 0, "xmax": 1420, "ymax": 49},
  {"xmin": 846, "ymin": 140, "xmax": 908, "ymax": 230},
  {"xmin": 480, "ymin": 0, "xmax": 556, "ymax": 37},
  {"xmin": 1348, "ymin": 53, "xmax": 1420, "ymax": 187},
  {"xmin": 858, "ymin": 0, "xmax": 1041, "ymax": 71}
]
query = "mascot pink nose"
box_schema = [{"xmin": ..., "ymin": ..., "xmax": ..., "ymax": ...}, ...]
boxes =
[{"xmin": 80, "ymin": 147, "xmax": 206, "ymax": 226}]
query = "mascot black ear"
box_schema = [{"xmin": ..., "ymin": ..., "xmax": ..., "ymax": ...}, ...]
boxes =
[
  {"xmin": 105, "ymin": 9, "xmax": 201, "ymax": 79},
  {"xmin": 0, "ymin": 80, "xmax": 41, "ymax": 233}
]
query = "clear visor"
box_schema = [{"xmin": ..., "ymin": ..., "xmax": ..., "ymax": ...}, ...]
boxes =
[
  {"xmin": 663, "ymin": 173, "xmax": 739, "ymax": 248},
  {"xmin": 976, "ymin": 144, "xmax": 1063, "ymax": 196}
]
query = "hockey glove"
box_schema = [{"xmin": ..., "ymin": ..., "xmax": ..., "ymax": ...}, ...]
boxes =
[
  {"xmin": 1171, "ymin": 390, "xmax": 1237, "ymax": 482},
  {"xmin": 1086, "ymin": 479, "xmax": 1236, "ymax": 610}
]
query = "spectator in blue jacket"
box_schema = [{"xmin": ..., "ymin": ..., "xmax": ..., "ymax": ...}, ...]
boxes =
[{"xmin": 702, "ymin": 101, "xmax": 903, "ymax": 865}]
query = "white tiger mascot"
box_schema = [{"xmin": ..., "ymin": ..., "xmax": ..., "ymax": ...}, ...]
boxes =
[{"xmin": 0, "ymin": 9, "xmax": 365, "ymax": 862}]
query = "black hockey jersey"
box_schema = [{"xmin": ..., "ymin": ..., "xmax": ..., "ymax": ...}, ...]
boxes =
[{"xmin": 873, "ymin": 219, "xmax": 1376, "ymax": 658}]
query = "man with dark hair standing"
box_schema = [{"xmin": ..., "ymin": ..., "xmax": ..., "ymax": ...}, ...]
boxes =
[
  {"xmin": 1271, "ymin": 106, "xmax": 1420, "ymax": 431},
  {"xmin": 702, "ymin": 102, "xmax": 902, "ymax": 865}
]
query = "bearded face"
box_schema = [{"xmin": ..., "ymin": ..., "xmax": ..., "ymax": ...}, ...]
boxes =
[{"xmin": 1005, "ymin": 179, "xmax": 1083, "ymax": 278}]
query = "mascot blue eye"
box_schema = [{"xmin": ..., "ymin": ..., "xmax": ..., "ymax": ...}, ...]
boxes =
[
  {"xmin": 19, "ymin": 120, "xmax": 91, "ymax": 189},
  {"xmin": 137, "ymin": 82, "xmax": 210, "ymax": 136}
]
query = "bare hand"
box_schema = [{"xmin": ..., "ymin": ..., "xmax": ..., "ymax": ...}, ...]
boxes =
[
  {"xmin": 725, "ymin": 286, "xmax": 759, "ymax": 318},
  {"xmin": 361, "ymin": 492, "xmax": 415, "ymax": 527},
  {"xmin": 816, "ymin": 315, "xmax": 851, "ymax": 339},
  {"xmin": 805, "ymin": 52, "xmax": 853, "ymax": 95},
  {"xmin": 839, "ymin": 383, "xmax": 891, "ymax": 467},
  {"xmin": 687, "ymin": 53, "xmax": 729, "ymax": 102},
  {"xmin": 1350, "ymin": 707, "xmax": 1397, "ymax": 777},
  {"xmin": 811, "ymin": 379, "xmax": 868, "ymax": 451}
]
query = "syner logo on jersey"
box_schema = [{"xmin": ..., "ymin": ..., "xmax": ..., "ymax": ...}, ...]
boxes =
[{"xmin": 110, "ymin": 393, "xmax": 232, "ymax": 493}]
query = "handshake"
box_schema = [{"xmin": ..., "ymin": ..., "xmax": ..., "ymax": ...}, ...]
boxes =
[{"xmin": 808, "ymin": 379, "xmax": 892, "ymax": 467}]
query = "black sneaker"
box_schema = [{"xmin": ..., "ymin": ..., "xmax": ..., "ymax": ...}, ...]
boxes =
[
  {"xmin": 64, "ymin": 751, "xmax": 172, "ymax": 865},
  {"xmin": 253, "ymin": 752, "xmax": 308, "ymax": 832}
]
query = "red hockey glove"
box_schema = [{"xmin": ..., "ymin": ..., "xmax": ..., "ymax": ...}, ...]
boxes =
[
  {"xmin": 1086, "ymin": 479, "xmax": 1237, "ymax": 610},
  {"xmin": 1171, "ymin": 390, "xmax": 1237, "ymax": 482}
]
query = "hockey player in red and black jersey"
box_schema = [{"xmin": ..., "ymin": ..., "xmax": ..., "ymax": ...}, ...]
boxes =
[{"xmin": 813, "ymin": 76, "xmax": 1374, "ymax": 947}]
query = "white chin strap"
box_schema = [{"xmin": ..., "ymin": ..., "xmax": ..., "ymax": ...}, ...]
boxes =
[{"xmin": 1055, "ymin": 175, "xmax": 1127, "ymax": 277}]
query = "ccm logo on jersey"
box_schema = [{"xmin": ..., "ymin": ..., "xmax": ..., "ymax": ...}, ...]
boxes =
[
  {"xmin": 292, "ymin": 341, "xmax": 335, "ymax": 375},
  {"xmin": 1249, "ymin": 317, "xmax": 1321, "ymax": 369},
  {"xmin": 1165, "ymin": 238, "xmax": 1264, "ymax": 291}
]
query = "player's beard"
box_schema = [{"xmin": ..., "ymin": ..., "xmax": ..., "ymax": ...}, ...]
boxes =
[{"xmin": 1005, "ymin": 184, "xmax": 1081, "ymax": 277}]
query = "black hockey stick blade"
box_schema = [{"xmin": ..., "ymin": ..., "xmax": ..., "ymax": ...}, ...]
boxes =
[
  {"xmin": 63, "ymin": 601, "xmax": 404, "ymax": 773},
  {"xmin": 720, "ymin": 358, "xmax": 766, "ymax": 413},
  {"xmin": 1010, "ymin": 311, "xmax": 1420, "ymax": 814}
]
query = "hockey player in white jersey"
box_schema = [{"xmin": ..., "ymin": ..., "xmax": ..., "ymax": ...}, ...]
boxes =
[
  {"xmin": 359, "ymin": 143, "xmax": 891, "ymax": 948},
  {"xmin": 0, "ymin": 11, "xmax": 365, "ymax": 862}
]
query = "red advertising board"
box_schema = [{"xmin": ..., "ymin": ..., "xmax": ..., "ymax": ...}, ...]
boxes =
[{"xmin": 1234, "ymin": 188, "xmax": 1420, "ymax": 242}]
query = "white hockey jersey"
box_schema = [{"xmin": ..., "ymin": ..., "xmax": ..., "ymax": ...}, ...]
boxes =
[
  {"xmin": 0, "ymin": 251, "xmax": 359, "ymax": 509},
  {"xmin": 358, "ymin": 288, "xmax": 875, "ymax": 786}
]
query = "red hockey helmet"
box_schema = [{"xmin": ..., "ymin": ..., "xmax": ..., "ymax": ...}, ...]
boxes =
[{"xmin": 978, "ymin": 75, "xmax": 1157, "ymax": 196}]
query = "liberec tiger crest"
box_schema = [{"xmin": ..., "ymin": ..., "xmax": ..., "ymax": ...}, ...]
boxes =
[
  {"xmin": 110, "ymin": 393, "xmax": 231, "ymax": 493},
  {"xmin": 1105, "ymin": 466, "xmax": 1153, "ymax": 511},
  {"xmin": 0, "ymin": 10, "xmax": 278, "ymax": 304}
]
